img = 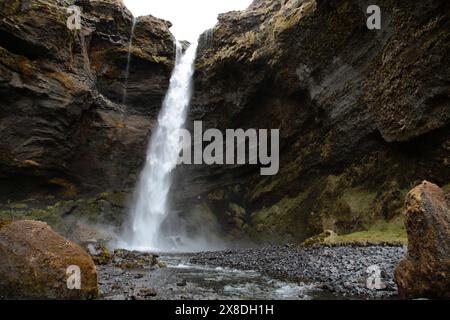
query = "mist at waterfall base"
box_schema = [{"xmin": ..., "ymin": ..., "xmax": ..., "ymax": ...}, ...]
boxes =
[{"xmin": 116, "ymin": 42, "xmax": 225, "ymax": 253}]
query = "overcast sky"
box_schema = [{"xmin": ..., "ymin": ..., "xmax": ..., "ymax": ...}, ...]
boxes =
[{"xmin": 123, "ymin": 0, "xmax": 253, "ymax": 42}]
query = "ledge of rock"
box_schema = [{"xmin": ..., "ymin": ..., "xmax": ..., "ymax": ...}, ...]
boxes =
[
  {"xmin": 0, "ymin": 220, "xmax": 99, "ymax": 299},
  {"xmin": 395, "ymin": 181, "xmax": 450, "ymax": 299}
]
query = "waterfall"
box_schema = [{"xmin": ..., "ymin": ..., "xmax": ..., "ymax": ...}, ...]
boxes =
[
  {"xmin": 122, "ymin": 17, "xmax": 137, "ymax": 106},
  {"xmin": 120, "ymin": 41, "xmax": 198, "ymax": 251}
]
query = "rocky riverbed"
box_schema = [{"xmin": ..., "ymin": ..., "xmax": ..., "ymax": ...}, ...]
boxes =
[
  {"xmin": 97, "ymin": 253, "xmax": 332, "ymax": 300},
  {"xmin": 96, "ymin": 245, "xmax": 406, "ymax": 300},
  {"xmin": 191, "ymin": 245, "xmax": 406, "ymax": 299}
]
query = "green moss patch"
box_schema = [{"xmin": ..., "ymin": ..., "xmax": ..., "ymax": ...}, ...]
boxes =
[
  {"xmin": 324, "ymin": 218, "xmax": 407, "ymax": 246},
  {"xmin": 248, "ymin": 191, "xmax": 308, "ymax": 243},
  {"xmin": 0, "ymin": 192, "xmax": 129, "ymax": 236}
]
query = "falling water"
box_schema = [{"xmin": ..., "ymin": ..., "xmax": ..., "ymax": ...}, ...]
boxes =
[
  {"xmin": 120, "ymin": 41, "xmax": 198, "ymax": 251},
  {"xmin": 122, "ymin": 17, "xmax": 137, "ymax": 105}
]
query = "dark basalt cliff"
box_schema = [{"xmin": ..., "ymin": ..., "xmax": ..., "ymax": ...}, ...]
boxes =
[
  {"xmin": 174, "ymin": 0, "xmax": 450, "ymax": 243},
  {"xmin": 0, "ymin": 0, "xmax": 174, "ymax": 200},
  {"xmin": 0, "ymin": 0, "xmax": 449, "ymax": 244}
]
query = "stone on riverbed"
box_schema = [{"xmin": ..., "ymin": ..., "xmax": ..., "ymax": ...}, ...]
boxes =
[
  {"xmin": 0, "ymin": 220, "xmax": 99, "ymax": 299},
  {"xmin": 395, "ymin": 181, "xmax": 450, "ymax": 299},
  {"xmin": 111, "ymin": 249, "xmax": 161, "ymax": 270}
]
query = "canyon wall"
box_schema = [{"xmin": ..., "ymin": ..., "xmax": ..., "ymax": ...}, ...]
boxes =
[
  {"xmin": 174, "ymin": 0, "xmax": 450, "ymax": 243},
  {"xmin": 0, "ymin": 0, "xmax": 174, "ymax": 200},
  {"xmin": 0, "ymin": 0, "xmax": 449, "ymax": 244}
]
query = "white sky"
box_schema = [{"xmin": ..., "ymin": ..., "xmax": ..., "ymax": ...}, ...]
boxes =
[{"xmin": 123, "ymin": 0, "xmax": 253, "ymax": 42}]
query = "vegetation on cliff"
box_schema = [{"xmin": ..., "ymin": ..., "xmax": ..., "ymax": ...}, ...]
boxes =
[{"xmin": 179, "ymin": 0, "xmax": 450, "ymax": 243}]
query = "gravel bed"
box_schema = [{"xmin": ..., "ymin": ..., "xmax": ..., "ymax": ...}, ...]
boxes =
[{"xmin": 190, "ymin": 245, "xmax": 406, "ymax": 298}]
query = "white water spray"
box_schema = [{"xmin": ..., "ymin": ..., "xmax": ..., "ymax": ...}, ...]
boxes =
[{"xmin": 120, "ymin": 41, "xmax": 198, "ymax": 251}]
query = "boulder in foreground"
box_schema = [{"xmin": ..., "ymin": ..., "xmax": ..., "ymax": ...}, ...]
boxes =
[
  {"xmin": 395, "ymin": 181, "xmax": 450, "ymax": 299},
  {"xmin": 0, "ymin": 220, "xmax": 99, "ymax": 299}
]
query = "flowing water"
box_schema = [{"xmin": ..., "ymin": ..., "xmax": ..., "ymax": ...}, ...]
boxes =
[
  {"xmin": 118, "ymin": 42, "xmax": 198, "ymax": 251},
  {"xmin": 122, "ymin": 17, "xmax": 137, "ymax": 106},
  {"xmin": 98, "ymin": 254, "xmax": 337, "ymax": 300},
  {"xmin": 150, "ymin": 255, "xmax": 327, "ymax": 300}
]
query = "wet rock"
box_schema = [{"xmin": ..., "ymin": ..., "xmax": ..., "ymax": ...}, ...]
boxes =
[
  {"xmin": 137, "ymin": 287, "xmax": 157, "ymax": 298},
  {"xmin": 0, "ymin": 220, "xmax": 98, "ymax": 299},
  {"xmin": 177, "ymin": 279, "xmax": 187, "ymax": 287},
  {"xmin": 112, "ymin": 249, "xmax": 159, "ymax": 269},
  {"xmin": 395, "ymin": 181, "xmax": 450, "ymax": 299},
  {"xmin": 96, "ymin": 249, "xmax": 167, "ymax": 300},
  {"xmin": 70, "ymin": 222, "xmax": 116, "ymax": 244},
  {"xmin": 191, "ymin": 245, "xmax": 405, "ymax": 298},
  {"xmin": 85, "ymin": 241, "xmax": 112, "ymax": 266}
]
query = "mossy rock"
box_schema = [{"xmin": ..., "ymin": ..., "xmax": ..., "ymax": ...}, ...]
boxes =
[
  {"xmin": 301, "ymin": 230, "xmax": 336, "ymax": 247},
  {"xmin": 228, "ymin": 203, "xmax": 246, "ymax": 218},
  {"xmin": 91, "ymin": 247, "xmax": 112, "ymax": 266},
  {"xmin": 315, "ymin": 219, "xmax": 407, "ymax": 246},
  {"xmin": 97, "ymin": 192, "xmax": 128, "ymax": 208},
  {"xmin": 7, "ymin": 203, "xmax": 28, "ymax": 210},
  {"xmin": 0, "ymin": 191, "xmax": 129, "ymax": 238},
  {"xmin": 247, "ymin": 191, "xmax": 309, "ymax": 243}
]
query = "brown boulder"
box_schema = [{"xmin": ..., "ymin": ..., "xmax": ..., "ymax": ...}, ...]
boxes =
[
  {"xmin": 0, "ymin": 220, "xmax": 99, "ymax": 299},
  {"xmin": 395, "ymin": 181, "xmax": 450, "ymax": 299}
]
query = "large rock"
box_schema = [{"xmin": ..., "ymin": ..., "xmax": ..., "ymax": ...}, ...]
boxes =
[
  {"xmin": 395, "ymin": 181, "xmax": 450, "ymax": 299},
  {"xmin": 0, "ymin": 220, "xmax": 99, "ymax": 299}
]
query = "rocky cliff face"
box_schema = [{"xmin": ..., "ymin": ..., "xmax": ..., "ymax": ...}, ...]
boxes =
[
  {"xmin": 174, "ymin": 0, "xmax": 450, "ymax": 243},
  {"xmin": 0, "ymin": 0, "xmax": 174, "ymax": 201},
  {"xmin": 0, "ymin": 0, "xmax": 449, "ymax": 245}
]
